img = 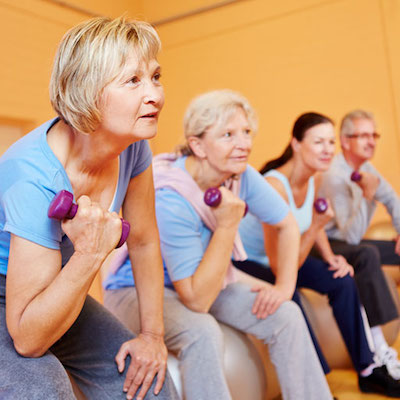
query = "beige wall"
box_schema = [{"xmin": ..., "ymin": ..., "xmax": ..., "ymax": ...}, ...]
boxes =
[
  {"xmin": 1, "ymin": 0, "xmax": 399, "ymax": 223},
  {"xmin": 155, "ymin": 0, "xmax": 399, "ymax": 167},
  {"xmin": 153, "ymin": 0, "xmax": 400, "ymax": 222}
]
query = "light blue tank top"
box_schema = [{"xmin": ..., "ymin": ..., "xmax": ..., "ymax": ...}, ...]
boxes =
[
  {"xmin": 238, "ymin": 169, "xmax": 314, "ymax": 266},
  {"xmin": 266, "ymin": 170, "xmax": 314, "ymax": 234}
]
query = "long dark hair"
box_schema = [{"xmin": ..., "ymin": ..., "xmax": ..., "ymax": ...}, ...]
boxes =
[{"xmin": 260, "ymin": 112, "xmax": 333, "ymax": 175}]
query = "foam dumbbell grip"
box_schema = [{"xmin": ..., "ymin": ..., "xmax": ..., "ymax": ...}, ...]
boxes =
[
  {"xmin": 314, "ymin": 197, "xmax": 328, "ymax": 214},
  {"xmin": 48, "ymin": 190, "xmax": 130, "ymax": 248},
  {"xmin": 204, "ymin": 187, "xmax": 248, "ymax": 217},
  {"xmin": 351, "ymin": 171, "xmax": 362, "ymax": 182}
]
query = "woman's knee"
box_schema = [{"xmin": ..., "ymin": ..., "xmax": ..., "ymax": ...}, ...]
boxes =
[
  {"xmin": 175, "ymin": 312, "xmax": 224, "ymax": 352},
  {"xmin": 190, "ymin": 312, "xmax": 223, "ymax": 343},
  {"xmin": 3, "ymin": 353, "xmax": 75, "ymax": 399},
  {"xmin": 273, "ymin": 300, "xmax": 304, "ymax": 329},
  {"xmin": 332, "ymin": 273, "xmax": 357, "ymax": 292}
]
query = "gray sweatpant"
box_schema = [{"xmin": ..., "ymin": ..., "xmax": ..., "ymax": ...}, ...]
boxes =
[
  {"xmin": 0, "ymin": 274, "xmax": 178, "ymax": 400},
  {"xmin": 104, "ymin": 282, "xmax": 332, "ymax": 400}
]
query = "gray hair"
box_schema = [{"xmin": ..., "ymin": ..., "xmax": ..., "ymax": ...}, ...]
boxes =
[
  {"xmin": 50, "ymin": 16, "xmax": 161, "ymax": 134},
  {"xmin": 178, "ymin": 89, "xmax": 258, "ymax": 156},
  {"xmin": 340, "ymin": 109, "xmax": 375, "ymax": 137}
]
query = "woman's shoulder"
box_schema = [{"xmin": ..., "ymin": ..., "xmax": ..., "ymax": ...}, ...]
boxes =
[
  {"xmin": 156, "ymin": 187, "xmax": 200, "ymax": 219},
  {"xmin": 122, "ymin": 139, "xmax": 152, "ymax": 160},
  {"xmin": 241, "ymin": 165, "xmax": 289, "ymax": 205},
  {"xmin": 155, "ymin": 188, "xmax": 203, "ymax": 235},
  {"xmin": 264, "ymin": 168, "xmax": 290, "ymax": 202},
  {"xmin": 121, "ymin": 140, "xmax": 153, "ymax": 177},
  {"xmin": 266, "ymin": 175, "xmax": 289, "ymax": 203},
  {"xmin": 0, "ymin": 121, "xmax": 66, "ymax": 193}
]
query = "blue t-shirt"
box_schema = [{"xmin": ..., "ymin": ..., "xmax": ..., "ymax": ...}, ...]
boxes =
[
  {"xmin": 239, "ymin": 169, "xmax": 314, "ymax": 266},
  {"xmin": 104, "ymin": 156, "xmax": 289, "ymax": 289},
  {"xmin": 0, "ymin": 118, "xmax": 152, "ymax": 275}
]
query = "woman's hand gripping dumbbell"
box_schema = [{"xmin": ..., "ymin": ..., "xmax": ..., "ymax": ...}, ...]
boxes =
[
  {"xmin": 204, "ymin": 187, "xmax": 248, "ymax": 217},
  {"xmin": 313, "ymin": 197, "xmax": 334, "ymax": 231},
  {"xmin": 313, "ymin": 198, "xmax": 328, "ymax": 214},
  {"xmin": 314, "ymin": 197, "xmax": 354, "ymax": 278},
  {"xmin": 48, "ymin": 190, "xmax": 130, "ymax": 248}
]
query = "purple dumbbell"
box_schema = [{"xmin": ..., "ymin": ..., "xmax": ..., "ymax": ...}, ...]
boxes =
[
  {"xmin": 351, "ymin": 170, "xmax": 362, "ymax": 182},
  {"xmin": 204, "ymin": 187, "xmax": 248, "ymax": 217},
  {"xmin": 48, "ymin": 190, "xmax": 130, "ymax": 248},
  {"xmin": 314, "ymin": 197, "xmax": 328, "ymax": 214}
]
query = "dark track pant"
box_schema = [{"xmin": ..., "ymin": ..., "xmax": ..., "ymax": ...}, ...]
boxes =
[
  {"xmin": 234, "ymin": 256, "xmax": 374, "ymax": 374},
  {"xmin": 0, "ymin": 274, "xmax": 178, "ymax": 400},
  {"xmin": 328, "ymin": 239, "xmax": 400, "ymax": 327}
]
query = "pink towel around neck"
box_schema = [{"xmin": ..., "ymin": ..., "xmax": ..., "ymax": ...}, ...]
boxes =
[{"xmin": 109, "ymin": 153, "xmax": 247, "ymax": 287}]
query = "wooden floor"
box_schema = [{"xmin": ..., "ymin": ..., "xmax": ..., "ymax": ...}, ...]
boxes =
[
  {"xmin": 327, "ymin": 319, "xmax": 400, "ymax": 399},
  {"xmin": 327, "ymin": 368, "xmax": 390, "ymax": 400}
]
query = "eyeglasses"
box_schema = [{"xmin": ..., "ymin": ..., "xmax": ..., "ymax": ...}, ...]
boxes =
[{"xmin": 346, "ymin": 132, "xmax": 381, "ymax": 140}]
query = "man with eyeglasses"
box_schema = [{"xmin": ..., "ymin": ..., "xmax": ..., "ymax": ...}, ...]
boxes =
[{"xmin": 319, "ymin": 109, "xmax": 400, "ymax": 382}]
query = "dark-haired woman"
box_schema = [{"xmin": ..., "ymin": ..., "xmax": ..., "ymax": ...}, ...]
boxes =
[{"xmin": 235, "ymin": 112, "xmax": 400, "ymax": 397}]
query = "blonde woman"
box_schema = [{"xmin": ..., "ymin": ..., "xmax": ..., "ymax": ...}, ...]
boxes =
[
  {"xmin": 104, "ymin": 90, "xmax": 333, "ymax": 400},
  {"xmin": 0, "ymin": 17, "xmax": 178, "ymax": 400}
]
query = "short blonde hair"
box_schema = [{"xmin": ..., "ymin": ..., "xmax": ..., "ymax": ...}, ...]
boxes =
[
  {"xmin": 340, "ymin": 109, "xmax": 375, "ymax": 137},
  {"xmin": 179, "ymin": 89, "xmax": 258, "ymax": 155},
  {"xmin": 50, "ymin": 16, "xmax": 161, "ymax": 133}
]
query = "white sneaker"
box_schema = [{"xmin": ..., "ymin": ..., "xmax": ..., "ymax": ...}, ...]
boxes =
[{"xmin": 374, "ymin": 344, "xmax": 400, "ymax": 380}]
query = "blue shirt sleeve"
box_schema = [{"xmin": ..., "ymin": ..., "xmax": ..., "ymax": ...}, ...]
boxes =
[
  {"xmin": 129, "ymin": 140, "xmax": 152, "ymax": 179},
  {"xmin": 2, "ymin": 180, "xmax": 61, "ymax": 249},
  {"xmin": 110, "ymin": 140, "xmax": 153, "ymax": 214},
  {"xmin": 241, "ymin": 165, "xmax": 290, "ymax": 223}
]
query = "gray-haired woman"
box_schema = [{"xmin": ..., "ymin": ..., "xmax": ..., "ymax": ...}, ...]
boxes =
[{"xmin": 104, "ymin": 90, "xmax": 334, "ymax": 400}]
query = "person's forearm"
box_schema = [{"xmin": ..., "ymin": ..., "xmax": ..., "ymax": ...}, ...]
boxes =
[
  {"xmin": 314, "ymin": 230, "xmax": 335, "ymax": 261},
  {"xmin": 273, "ymin": 222, "xmax": 300, "ymax": 298},
  {"xmin": 8, "ymin": 252, "xmax": 103, "ymax": 357},
  {"xmin": 183, "ymin": 226, "xmax": 237, "ymax": 312},
  {"xmin": 129, "ymin": 241, "xmax": 165, "ymax": 337},
  {"xmin": 123, "ymin": 168, "xmax": 166, "ymax": 336},
  {"xmin": 298, "ymin": 224, "xmax": 320, "ymax": 266}
]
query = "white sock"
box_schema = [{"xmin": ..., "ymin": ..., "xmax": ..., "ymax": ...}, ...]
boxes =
[
  {"xmin": 360, "ymin": 306, "xmax": 375, "ymax": 352},
  {"xmin": 371, "ymin": 326, "xmax": 388, "ymax": 351}
]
